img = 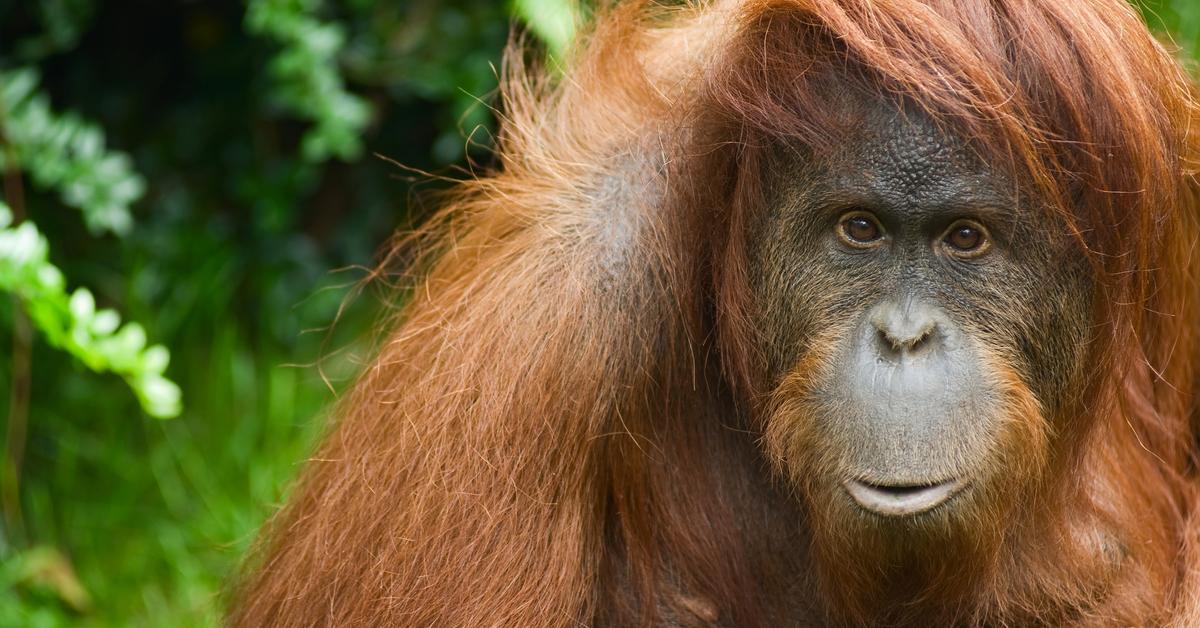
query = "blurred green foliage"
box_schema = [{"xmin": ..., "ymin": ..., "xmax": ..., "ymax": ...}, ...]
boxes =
[
  {"xmin": 0, "ymin": 202, "xmax": 180, "ymax": 419},
  {"xmin": 0, "ymin": 0, "xmax": 1188, "ymax": 625},
  {"xmin": 513, "ymin": 0, "xmax": 580, "ymax": 57},
  {"xmin": 0, "ymin": 0, "xmax": 524, "ymax": 624},
  {"xmin": 0, "ymin": 67, "xmax": 145, "ymax": 236},
  {"xmin": 245, "ymin": 0, "xmax": 371, "ymax": 161},
  {"xmin": 1138, "ymin": 0, "xmax": 1200, "ymax": 58}
]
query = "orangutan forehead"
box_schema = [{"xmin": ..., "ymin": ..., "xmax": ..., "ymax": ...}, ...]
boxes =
[
  {"xmin": 776, "ymin": 99, "xmax": 1018, "ymax": 220},
  {"xmin": 851, "ymin": 110, "xmax": 1008, "ymax": 209}
]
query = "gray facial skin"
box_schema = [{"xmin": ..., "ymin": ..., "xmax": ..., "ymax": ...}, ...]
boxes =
[{"xmin": 749, "ymin": 98, "xmax": 1094, "ymax": 518}]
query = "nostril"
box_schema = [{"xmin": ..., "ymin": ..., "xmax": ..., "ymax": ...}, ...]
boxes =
[
  {"xmin": 875, "ymin": 323, "xmax": 936, "ymax": 355},
  {"xmin": 876, "ymin": 327, "xmax": 899, "ymax": 353},
  {"xmin": 868, "ymin": 299, "xmax": 943, "ymax": 356},
  {"xmin": 908, "ymin": 326, "xmax": 933, "ymax": 351}
]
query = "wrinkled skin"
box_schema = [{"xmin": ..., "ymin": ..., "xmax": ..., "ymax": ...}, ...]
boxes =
[{"xmin": 748, "ymin": 97, "xmax": 1095, "ymax": 551}]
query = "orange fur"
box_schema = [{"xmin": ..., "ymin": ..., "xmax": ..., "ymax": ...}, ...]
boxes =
[{"xmin": 231, "ymin": 1, "xmax": 1200, "ymax": 625}]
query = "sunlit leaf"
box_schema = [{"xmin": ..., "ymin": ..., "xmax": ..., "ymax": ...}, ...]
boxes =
[{"xmin": 0, "ymin": 202, "xmax": 182, "ymax": 418}]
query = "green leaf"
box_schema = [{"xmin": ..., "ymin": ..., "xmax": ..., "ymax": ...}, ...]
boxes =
[
  {"xmin": 512, "ymin": 0, "xmax": 578, "ymax": 57},
  {"xmin": 0, "ymin": 202, "xmax": 182, "ymax": 418},
  {"xmin": 68, "ymin": 288, "xmax": 95, "ymax": 320},
  {"xmin": 245, "ymin": 0, "xmax": 372, "ymax": 163},
  {"xmin": 90, "ymin": 309, "xmax": 120, "ymax": 335},
  {"xmin": 0, "ymin": 67, "xmax": 144, "ymax": 236}
]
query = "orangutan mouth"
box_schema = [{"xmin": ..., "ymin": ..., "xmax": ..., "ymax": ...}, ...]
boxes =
[{"xmin": 843, "ymin": 478, "xmax": 968, "ymax": 516}]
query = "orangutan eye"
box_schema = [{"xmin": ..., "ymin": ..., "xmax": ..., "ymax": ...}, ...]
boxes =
[
  {"xmin": 837, "ymin": 211, "xmax": 885, "ymax": 248},
  {"xmin": 941, "ymin": 220, "xmax": 990, "ymax": 258}
]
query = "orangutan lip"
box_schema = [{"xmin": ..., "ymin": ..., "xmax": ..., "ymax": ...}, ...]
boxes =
[{"xmin": 843, "ymin": 478, "xmax": 967, "ymax": 516}]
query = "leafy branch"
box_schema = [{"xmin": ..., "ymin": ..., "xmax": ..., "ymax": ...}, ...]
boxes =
[
  {"xmin": 0, "ymin": 67, "xmax": 144, "ymax": 236},
  {"xmin": 0, "ymin": 203, "xmax": 180, "ymax": 418},
  {"xmin": 0, "ymin": 67, "xmax": 179, "ymax": 418},
  {"xmin": 246, "ymin": 0, "xmax": 372, "ymax": 162}
]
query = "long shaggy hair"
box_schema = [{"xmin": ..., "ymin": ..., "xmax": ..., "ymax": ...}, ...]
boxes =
[{"xmin": 230, "ymin": 1, "xmax": 1200, "ymax": 625}]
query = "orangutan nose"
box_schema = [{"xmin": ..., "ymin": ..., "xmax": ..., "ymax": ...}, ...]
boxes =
[{"xmin": 870, "ymin": 299, "xmax": 941, "ymax": 358}]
